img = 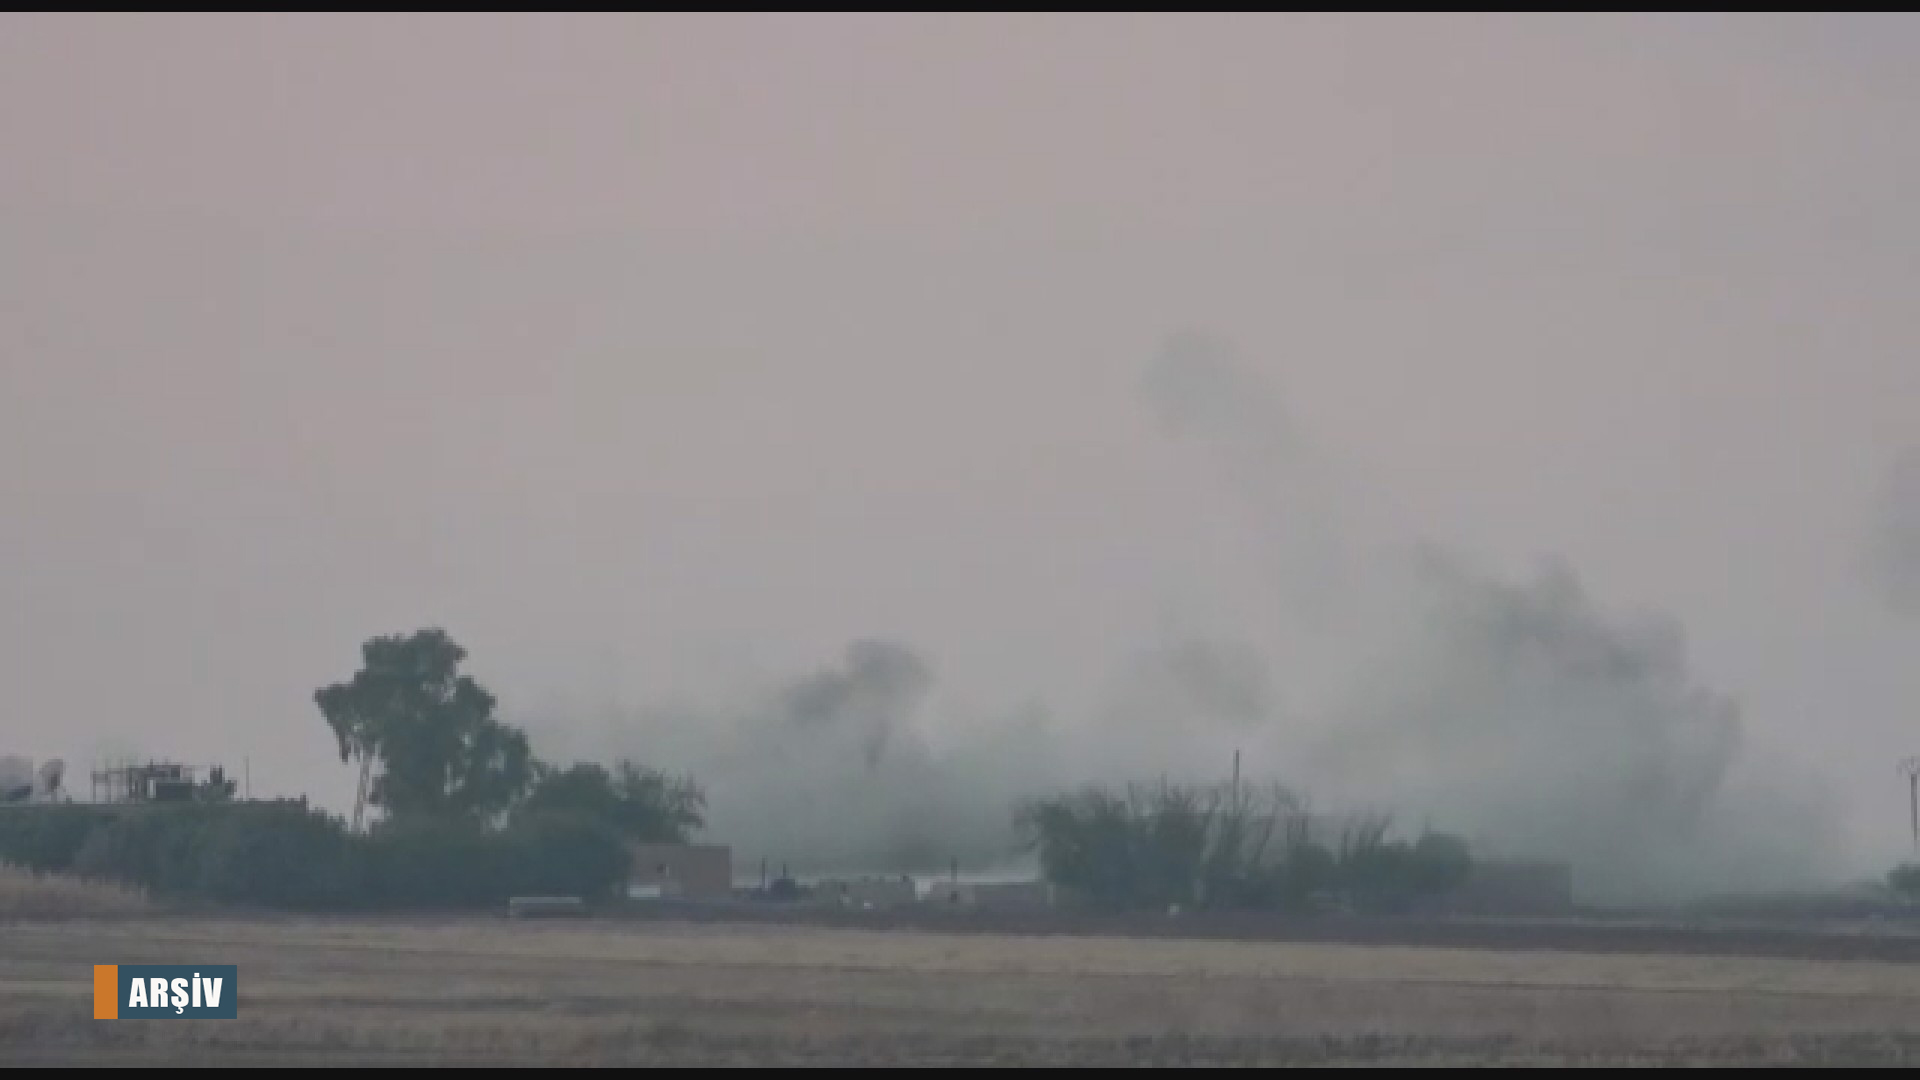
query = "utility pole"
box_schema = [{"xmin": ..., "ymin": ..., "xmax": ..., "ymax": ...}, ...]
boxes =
[
  {"xmin": 1230, "ymin": 749, "xmax": 1241, "ymax": 809},
  {"xmin": 1902, "ymin": 757, "xmax": 1920, "ymax": 855}
]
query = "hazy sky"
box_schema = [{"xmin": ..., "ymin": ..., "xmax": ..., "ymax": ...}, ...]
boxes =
[{"xmin": 4, "ymin": 14, "xmax": 1919, "ymax": 875}]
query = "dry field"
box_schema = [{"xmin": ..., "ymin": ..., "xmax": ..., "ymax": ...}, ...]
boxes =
[
  {"xmin": 4, "ymin": 915, "xmax": 1920, "ymax": 1065},
  {"xmin": 0, "ymin": 866, "xmax": 150, "ymax": 920}
]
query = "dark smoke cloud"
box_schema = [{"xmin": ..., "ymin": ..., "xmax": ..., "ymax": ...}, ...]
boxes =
[
  {"xmin": 584, "ymin": 630, "xmax": 1284, "ymax": 879},
  {"xmin": 783, "ymin": 638, "xmax": 934, "ymax": 771},
  {"xmin": 603, "ymin": 639, "xmax": 1061, "ymax": 877}
]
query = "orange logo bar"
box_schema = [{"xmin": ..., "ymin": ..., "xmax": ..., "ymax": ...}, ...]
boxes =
[{"xmin": 93, "ymin": 965, "xmax": 118, "ymax": 1020}]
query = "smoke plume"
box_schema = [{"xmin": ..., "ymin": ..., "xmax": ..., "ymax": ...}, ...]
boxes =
[
  {"xmin": 1864, "ymin": 447, "xmax": 1920, "ymax": 618},
  {"xmin": 578, "ymin": 330, "xmax": 1840, "ymax": 903},
  {"xmin": 1139, "ymin": 332, "xmax": 1841, "ymax": 904},
  {"xmin": 605, "ymin": 640, "xmax": 1062, "ymax": 876}
]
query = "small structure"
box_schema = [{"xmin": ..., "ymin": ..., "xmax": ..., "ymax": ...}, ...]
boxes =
[
  {"xmin": 628, "ymin": 843, "xmax": 732, "ymax": 901},
  {"xmin": 1440, "ymin": 860, "xmax": 1575, "ymax": 916},
  {"xmin": 813, "ymin": 876, "xmax": 918, "ymax": 910},
  {"xmin": 924, "ymin": 879, "xmax": 1053, "ymax": 912},
  {"xmin": 971, "ymin": 880, "xmax": 1053, "ymax": 912},
  {"xmin": 507, "ymin": 896, "xmax": 587, "ymax": 919},
  {"xmin": 89, "ymin": 760, "xmax": 228, "ymax": 804},
  {"xmin": 0, "ymin": 757, "xmax": 66, "ymax": 804}
]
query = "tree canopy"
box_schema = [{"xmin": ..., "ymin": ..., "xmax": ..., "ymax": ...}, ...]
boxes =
[
  {"xmin": 1017, "ymin": 779, "xmax": 1474, "ymax": 914},
  {"xmin": 517, "ymin": 759, "xmax": 706, "ymax": 844},
  {"xmin": 314, "ymin": 628, "xmax": 532, "ymax": 827},
  {"xmin": 1891, "ymin": 862, "xmax": 1920, "ymax": 899}
]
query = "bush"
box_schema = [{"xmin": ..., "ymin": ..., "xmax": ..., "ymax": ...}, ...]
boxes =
[
  {"xmin": 355, "ymin": 812, "xmax": 630, "ymax": 909},
  {"xmin": 1409, "ymin": 831, "xmax": 1474, "ymax": 895},
  {"xmin": 0, "ymin": 796, "xmax": 631, "ymax": 912},
  {"xmin": 357, "ymin": 816, "xmax": 509, "ymax": 908},
  {"xmin": 71, "ymin": 809, "xmax": 209, "ymax": 896},
  {"xmin": 0, "ymin": 798, "xmax": 636, "ymax": 912},
  {"xmin": 499, "ymin": 811, "xmax": 630, "ymax": 900},
  {"xmin": 196, "ymin": 804, "xmax": 357, "ymax": 909},
  {"xmin": 1020, "ymin": 781, "xmax": 1474, "ymax": 915},
  {"xmin": 1020, "ymin": 781, "xmax": 1321, "ymax": 913},
  {"xmin": 0, "ymin": 805, "xmax": 100, "ymax": 873}
]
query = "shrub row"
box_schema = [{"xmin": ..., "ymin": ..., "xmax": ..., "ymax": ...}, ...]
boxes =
[{"xmin": 0, "ymin": 803, "xmax": 629, "ymax": 910}]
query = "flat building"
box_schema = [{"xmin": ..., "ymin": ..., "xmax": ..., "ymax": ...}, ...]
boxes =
[
  {"xmin": 628, "ymin": 843, "xmax": 732, "ymax": 901},
  {"xmin": 1440, "ymin": 860, "xmax": 1575, "ymax": 916},
  {"xmin": 813, "ymin": 876, "xmax": 918, "ymax": 910}
]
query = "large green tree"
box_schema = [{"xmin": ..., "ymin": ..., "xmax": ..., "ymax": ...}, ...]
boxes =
[{"xmin": 315, "ymin": 628, "xmax": 532, "ymax": 829}]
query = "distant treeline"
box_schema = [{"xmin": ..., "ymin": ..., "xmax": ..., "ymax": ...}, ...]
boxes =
[
  {"xmin": 1018, "ymin": 781, "xmax": 1474, "ymax": 915},
  {"xmin": 1, "ymin": 627, "xmax": 1483, "ymax": 914},
  {"xmin": 0, "ymin": 629, "xmax": 709, "ymax": 910},
  {"xmin": 0, "ymin": 801, "xmax": 640, "ymax": 910}
]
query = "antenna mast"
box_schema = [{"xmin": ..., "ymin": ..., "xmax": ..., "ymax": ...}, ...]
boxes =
[{"xmin": 1901, "ymin": 757, "xmax": 1920, "ymax": 856}]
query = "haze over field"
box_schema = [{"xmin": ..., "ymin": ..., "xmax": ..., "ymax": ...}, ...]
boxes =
[{"xmin": 5, "ymin": 14, "xmax": 1920, "ymax": 901}]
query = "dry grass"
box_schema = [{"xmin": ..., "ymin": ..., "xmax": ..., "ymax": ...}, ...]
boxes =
[
  {"xmin": 0, "ymin": 865, "xmax": 149, "ymax": 920},
  {"xmin": 3, "ymin": 916, "xmax": 1919, "ymax": 1065}
]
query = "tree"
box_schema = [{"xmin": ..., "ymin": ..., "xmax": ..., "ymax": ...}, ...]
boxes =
[
  {"xmin": 1019, "ymin": 778, "xmax": 1473, "ymax": 915},
  {"xmin": 314, "ymin": 628, "xmax": 533, "ymax": 828},
  {"xmin": 518, "ymin": 759, "xmax": 706, "ymax": 844},
  {"xmin": 1016, "ymin": 785, "xmax": 1141, "ymax": 911},
  {"xmin": 500, "ymin": 811, "xmax": 632, "ymax": 900},
  {"xmin": 1891, "ymin": 863, "xmax": 1920, "ymax": 900},
  {"xmin": 611, "ymin": 760, "xmax": 706, "ymax": 842},
  {"xmin": 314, "ymin": 681, "xmax": 377, "ymax": 833},
  {"xmin": 196, "ymin": 804, "xmax": 356, "ymax": 909},
  {"xmin": 1408, "ymin": 830, "xmax": 1474, "ymax": 895}
]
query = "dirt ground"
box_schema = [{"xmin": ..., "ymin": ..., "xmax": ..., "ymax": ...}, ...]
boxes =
[{"xmin": 4, "ymin": 916, "xmax": 1920, "ymax": 1065}]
